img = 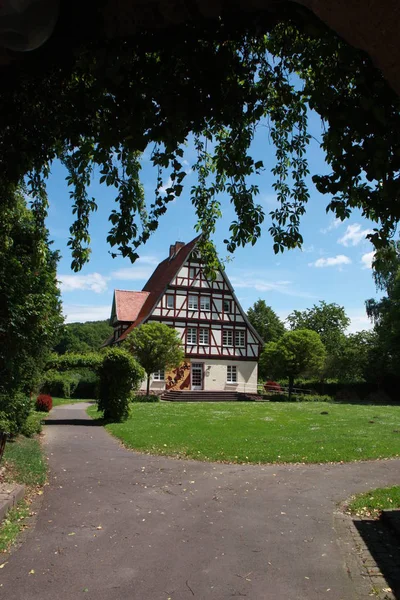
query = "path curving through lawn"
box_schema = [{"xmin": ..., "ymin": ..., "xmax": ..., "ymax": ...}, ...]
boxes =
[{"xmin": 1, "ymin": 403, "xmax": 399, "ymax": 600}]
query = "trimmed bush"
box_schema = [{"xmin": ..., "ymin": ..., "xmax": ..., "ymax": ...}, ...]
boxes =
[
  {"xmin": 263, "ymin": 393, "xmax": 332, "ymax": 403},
  {"xmin": 36, "ymin": 394, "xmax": 53, "ymax": 412},
  {"xmin": 41, "ymin": 370, "xmax": 80, "ymax": 398},
  {"xmin": 21, "ymin": 413, "xmax": 43, "ymax": 437},
  {"xmin": 0, "ymin": 393, "xmax": 32, "ymax": 436},
  {"xmin": 131, "ymin": 394, "xmax": 160, "ymax": 403},
  {"xmin": 98, "ymin": 348, "xmax": 145, "ymax": 421},
  {"xmin": 73, "ymin": 369, "xmax": 99, "ymax": 399}
]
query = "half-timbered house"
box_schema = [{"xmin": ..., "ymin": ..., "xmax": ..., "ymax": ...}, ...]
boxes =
[{"xmin": 106, "ymin": 236, "xmax": 263, "ymax": 395}]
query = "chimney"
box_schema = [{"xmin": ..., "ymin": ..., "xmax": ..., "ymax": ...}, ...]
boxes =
[{"xmin": 169, "ymin": 241, "xmax": 185, "ymax": 259}]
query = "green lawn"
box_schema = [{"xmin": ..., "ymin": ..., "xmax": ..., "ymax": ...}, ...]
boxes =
[
  {"xmin": 1, "ymin": 434, "xmax": 47, "ymax": 555},
  {"xmin": 3, "ymin": 435, "xmax": 47, "ymax": 487},
  {"xmin": 87, "ymin": 401, "xmax": 400, "ymax": 464},
  {"xmin": 347, "ymin": 485, "xmax": 400, "ymax": 518}
]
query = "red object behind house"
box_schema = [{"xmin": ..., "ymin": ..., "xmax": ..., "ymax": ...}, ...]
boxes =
[
  {"xmin": 264, "ymin": 380, "xmax": 282, "ymax": 393},
  {"xmin": 36, "ymin": 394, "xmax": 53, "ymax": 412}
]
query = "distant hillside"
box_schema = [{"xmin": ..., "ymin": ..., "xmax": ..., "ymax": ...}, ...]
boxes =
[{"xmin": 53, "ymin": 320, "xmax": 113, "ymax": 354}]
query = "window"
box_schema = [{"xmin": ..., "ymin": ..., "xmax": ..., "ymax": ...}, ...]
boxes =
[
  {"xmin": 199, "ymin": 328, "xmax": 209, "ymax": 345},
  {"xmin": 166, "ymin": 294, "xmax": 174, "ymax": 309},
  {"xmin": 188, "ymin": 295, "xmax": 198, "ymax": 310},
  {"xmin": 189, "ymin": 267, "xmax": 197, "ymax": 279},
  {"xmin": 223, "ymin": 329, "xmax": 233, "ymax": 346},
  {"xmin": 223, "ymin": 299, "xmax": 231, "ymax": 313},
  {"xmin": 153, "ymin": 369, "xmax": 165, "ymax": 381},
  {"xmin": 200, "ymin": 296, "xmax": 210, "ymax": 311},
  {"xmin": 187, "ymin": 327, "xmax": 197, "ymax": 345},
  {"xmin": 235, "ymin": 330, "xmax": 245, "ymax": 347},
  {"xmin": 227, "ymin": 365, "xmax": 237, "ymax": 383}
]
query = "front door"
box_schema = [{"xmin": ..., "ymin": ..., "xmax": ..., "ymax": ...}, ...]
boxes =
[{"xmin": 191, "ymin": 363, "xmax": 203, "ymax": 390}]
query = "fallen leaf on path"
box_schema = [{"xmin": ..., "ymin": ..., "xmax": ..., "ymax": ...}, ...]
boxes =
[
  {"xmin": 68, "ymin": 532, "xmax": 76, "ymax": 536},
  {"xmin": 0, "ymin": 562, "xmax": 8, "ymax": 569},
  {"xmin": 29, "ymin": 569, "xmax": 35, "ymax": 575}
]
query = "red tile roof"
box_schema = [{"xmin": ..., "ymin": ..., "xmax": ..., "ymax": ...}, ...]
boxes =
[
  {"xmin": 114, "ymin": 290, "xmax": 150, "ymax": 322},
  {"xmin": 117, "ymin": 235, "xmax": 201, "ymax": 341}
]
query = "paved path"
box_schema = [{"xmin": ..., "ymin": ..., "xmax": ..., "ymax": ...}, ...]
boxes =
[{"xmin": 1, "ymin": 403, "xmax": 399, "ymax": 600}]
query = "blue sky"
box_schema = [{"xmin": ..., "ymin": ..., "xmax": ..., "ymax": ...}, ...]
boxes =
[{"xmin": 45, "ymin": 112, "xmax": 378, "ymax": 333}]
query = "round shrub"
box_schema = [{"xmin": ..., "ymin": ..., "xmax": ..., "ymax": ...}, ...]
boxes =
[
  {"xmin": 36, "ymin": 394, "xmax": 53, "ymax": 412},
  {"xmin": 98, "ymin": 348, "xmax": 145, "ymax": 422},
  {"xmin": 0, "ymin": 393, "xmax": 32, "ymax": 435}
]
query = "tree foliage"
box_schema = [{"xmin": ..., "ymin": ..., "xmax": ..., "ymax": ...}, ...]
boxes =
[
  {"xmin": 327, "ymin": 331, "xmax": 378, "ymax": 382},
  {"xmin": 97, "ymin": 348, "xmax": 144, "ymax": 422},
  {"xmin": 366, "ymin": 241, "xmax": 400, "ymax": 377},
  {"xmin": 0, "ymin": 190, "xmax": 63, "ymax": 397},
  {"xmin": 247, "ymin": 299, "xmax": 285, "ymax": 343},
  {"xmin": 1, "ymin": 11, "xmax": 399, "ymax": 271},
  {"xmin": 53, "ymin": 320, "xmax": 113, "ymax": 354},
  {"xmin": 126, "ymin": 322, "xmax": 184, "ymax": 395},
  {"xmin": 260, "ymin": 329, "xmax": 326, "ymax": 398},
  {"xmin": 287, "ymin": 301, "xmax": 350, "ymax": 357}
]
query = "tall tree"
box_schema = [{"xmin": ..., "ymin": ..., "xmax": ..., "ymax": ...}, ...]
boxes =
[
  {"xmin": 247, "ymin": 300, "xmax": 285, "ymax": 343},
  {"xmin": 126, "ymin": 323, "xmax": 184, "ymax": 395},
  {"xmin": 0, "ymin": 11, "xmax": 399, "ymax": 272},
  {"xmin": 287, "ymin": 301, "xmax": 350, "ymax": 357},
  {"xmin": 328, "ymin": 331, "xmax": 378, "ymax": 382},
  {"xmin": 366, "ymin": 241, "xmax": 400, "ymax": 377},
  {"xmin": 53, "ymin": 320, "xmax": 113, "ymax": 354},
  {"xmin": 260, "ymin": 329, "xmax": 326, "ymax": 399},
  {"xmin": 0, "ymin": 190, "xmax": 63, "ymax": 397}
]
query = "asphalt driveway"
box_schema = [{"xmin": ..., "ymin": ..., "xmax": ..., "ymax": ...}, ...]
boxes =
[{"xmin": 1, "ymin": 403, "xmax": 399, "ymax": 600}]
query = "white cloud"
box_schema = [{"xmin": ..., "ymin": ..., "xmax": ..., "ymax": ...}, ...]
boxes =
[
  {"xmin": 230, "ymin": 275, "xmax": 316, "ymax": 299},
  {"xmin": 309, "ymin": 255, "xmax": 351, "ymax": 268},
  {"xmin": 346, "ymin": 310, "xmax": 373, "ymax": 333},
  {"xmin": 338, "ymin": 223, "xmax": 372, "ymax": 247},
  {"xmin": 160, "ymin": 176, "xmax": 173, "ymax": 195},
  {"xmin": 58, "ymin": 273, "xmax": 109, "ymax": 294},
  {"xmin": 62, "ymin": 304, "xmax": 111, "ymax": 323},
  {"xmin": 320, "ymin": 218, "xmax": 343, "ymax": 234},
  {"xmin": 361, "ymin": 251, "xmax": 375, "ymax": 270}
]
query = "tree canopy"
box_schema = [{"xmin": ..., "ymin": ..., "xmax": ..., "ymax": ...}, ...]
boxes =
[
  {"xmin": 287, "ymin": 301, "xmax": 350, "ymax": 356},
  {"xmin": 0, "ymin": 190, "xmax": 63, "ymax": 397},
  {"xmin": 260, "ymin": 329, "xmax": 326, "ymax": 398},
  {"xmin": 126, "ymin": 322, "xmax": 184, "ymax": 395},
  {"xmin": 1, "ymin": 10, "xmax": 399, "ymax": 271},
  {"xmin": 366, "ymin": 241, "xmax": 400, "ymax": 377},
  {"xmin": 53, "ymin": 320, "xmax": 113, "ymax": 354},
  {"xmin": 247, "ymin": 299, "xmax": 285, "ymax": 343}
]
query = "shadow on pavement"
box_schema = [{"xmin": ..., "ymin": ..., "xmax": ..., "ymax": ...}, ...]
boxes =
[
  {"xmin": 44, "ymin": 419, "xmax": 104, "ymax": 427},
  {"xmin": 353, "ymin": 517, "xmax": 400, "ymax": 598}
]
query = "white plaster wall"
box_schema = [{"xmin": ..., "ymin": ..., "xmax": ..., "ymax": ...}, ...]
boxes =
[
  {"xmin": 139, "ymin": 379, "xmax": 166, "ymax": 392},
  {"xmin": 201, "ymin": 359, "xmax": 258, "ymax": 393}
]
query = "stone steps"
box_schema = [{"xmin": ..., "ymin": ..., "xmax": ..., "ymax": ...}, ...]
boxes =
[{"xmin": 161, "ymin": 390, "xmax": 257, "ymax": 402}]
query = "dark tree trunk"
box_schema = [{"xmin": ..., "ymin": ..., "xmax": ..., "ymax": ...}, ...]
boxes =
[
  {"xmin": 288, "ymin": 374, "xmax": 294, "ymax": 401},
  {"xmin": 146, "ymin": 374, "xmax": 150, "ymax": 396}
]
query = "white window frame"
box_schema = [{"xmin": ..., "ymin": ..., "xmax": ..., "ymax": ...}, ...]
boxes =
[
  {"xmin": 223, "ymin": 299, "xmax": 231, "ymax": 313},
  {"xmin": 188, "ymin": 295, "xmax": 198, "ymax": 310},
  {"xmin": 165, "ymin": 294, "xmax": 174, "ymax": 309},
  {"xmin": 235, "ymin": 329, "xmax": 245, "ymax": 347},
  {"xmin": 227, "ymin": 365, "xmax": 237, "ymax": 383},
  {"xmin": 223, "ymin": 329, "xmax": 233, "ymax": 347},
  {"xmin": 153, "ymin": 369, "xmax": 165, "ymax": 381},
  {"xmin": 187, "ymin": 327, "xmax": 197, "ymax": 345},
  {"xmin": 200, "ymin": 296, "xmax": 210, "ymax": 311},
  {"xmin": 199, "ymin": 327, "xmax": 209, "ymax": 345}
]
